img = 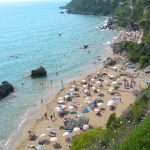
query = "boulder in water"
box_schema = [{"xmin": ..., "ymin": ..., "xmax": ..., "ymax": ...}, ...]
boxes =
[
  {"xmin": 0, "ymin": 81, "xmax": 14, "ymax": 99},
  {"xmin": 31, "ymin": 66, "xmax": 47, "ymax": 78}
]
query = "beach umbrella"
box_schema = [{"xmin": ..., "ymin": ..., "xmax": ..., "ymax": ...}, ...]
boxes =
[
  {"xmin": 70, "ymin": 88, "xmax": 75, "ymax": 92},
  {"xmin": 40, "ymin": 133, "xmax": 46, "ymax": 138},
  {"xmin": 68, "ymin": 106, "xmax": 74, "ymax": 110},
  {"xmin": 83, "ymin": 85, "xmax": 88, "ymax": 88},
  {"xmin": 73, "ymin": 127, "xmax": 81, "ymax": 132},
  {"xmin": 58, "ymin": 97, "xmax": 63, "ymax": 100},
  {"xmin": 94, "ymin": 108, "xmax": 100, "ymax": 112},
  {"xmin": 50, "ymin": 137, "xmax": 57, "ymax": 142},
  {"xmin": 61, "ymin": 105, "xmax": 67, "ymax": 109},
  {"xmin": 85, "ymin": 97, "xmax": 90, "ymax": 100},
  {"xmin": 84, "ymin": 89, "xmax": 89, "ymax": 93},
  {"xmin": 96, "ymin": 81, "xmax": 101, "ymax": 84},
  {"xmin": 36, "ymin": 145, "xmax": 43, "ymax": 150},
  {"xmin": 107, "ymin": 100, "xmax": 114, "ymax": 106},
  {"xmin": 81, "ymin": 79, "xmax": 87, "ymax": 84},
  {"xmin": 112, "ymin": 81, "xmax": 118, "ymax": 85},
  {"xmin": 112, "ymin": 66, "xmax": 117, "ymax": 70},
  {"xmin": 108, "ymin": 75, "xmax": 114, "ymax": 79},
  {"xmin": 92, "ymin": 87, "xmax": 96, "ymax": 90},
  {"xmin": 87, "ymin": 101, "xmax": 93, "ymax": 104},
  {"xmin": 97, "ymin": 103, "xmax": 103, "ymax": 107},
  {"xmin": 91, "ymin": 78, "xmax": 95, "ymax": 83},
  {"xmin": 97, "ymin": 89, "xmax": 101, "ymax": 93},
  {"xmin": 63, "ymin": 132, "xmax": 70, "ymax": 137},
  {"xmin": 58, "ymin": 100, "xmax": 65, "ymax": 104},
  {"xmin": 83, "ymin": 124, "xmax": 89, "ymax": 130}
]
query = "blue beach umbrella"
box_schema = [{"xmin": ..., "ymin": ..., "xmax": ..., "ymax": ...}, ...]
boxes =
[{"xmin": 36, "ymin": 145, "xmax": 43, "ymax": 150}]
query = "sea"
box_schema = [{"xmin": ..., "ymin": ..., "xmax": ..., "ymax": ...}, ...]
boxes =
[{"xmin": 0, "ymin": 0, "xmax": 118, "ymax": 149}]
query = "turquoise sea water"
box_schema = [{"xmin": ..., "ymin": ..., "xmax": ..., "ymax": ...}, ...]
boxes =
[{"xmin": 0, "ymin": 0, "xmax": 118, "ymax": 148}]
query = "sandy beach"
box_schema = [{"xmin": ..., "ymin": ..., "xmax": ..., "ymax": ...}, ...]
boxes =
[{"xmin": 5, "ymin": 30, "xmax": 150, "ymax": 150}]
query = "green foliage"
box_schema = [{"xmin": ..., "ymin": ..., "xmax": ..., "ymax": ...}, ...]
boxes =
[
  {"xmin": 118, "ymin": 118, "xmax": 150, "ymax": 150},
  {"xmin": 121, "ymin": 41, "xmax": 150, "ymax": 67},
  {"xmin": 65, "ymin": 0, "xmax": 118, "ymax": 15},
  {"xmin": 114, "ymin": 3, "xmax": 131, "ymax": 27},
  {"xmin": 106, "ymin": 113, "xmax": 116, "ymax": 128},
  {"xmin": 71, "ymin": 128, "xmax": 113, "ymax": 150}
]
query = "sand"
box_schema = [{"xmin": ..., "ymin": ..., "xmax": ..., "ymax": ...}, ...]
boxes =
[{"xmin": 5, "ymin": 30, "xmax": 150, "ymax": 150}]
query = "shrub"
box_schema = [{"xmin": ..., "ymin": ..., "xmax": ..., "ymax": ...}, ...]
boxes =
[{"xmin": 118, "ymin": 118, "xmax": 150, "ymax": 150}]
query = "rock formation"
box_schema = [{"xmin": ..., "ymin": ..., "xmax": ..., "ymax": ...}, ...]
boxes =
[
  {"xmin": 31, "ymin": 66, "xmax": 47, "ymax": 78},
  {"xmin": 0, "ymin": 81, "xmax": 14, "ymax": 99}
]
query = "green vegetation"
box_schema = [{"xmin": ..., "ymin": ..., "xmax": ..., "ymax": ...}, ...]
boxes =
[
  {"xmin": 65, "ymin": 0, "xmax": 118, "ymax": 15},
  {"xmin": 65, "ymin": 0, "xmax": 150, "ymax": 67},
  {"xmin": 118, "ymin": 118, "xmax": 150, "ymax": 150},
  {"xmin": 120, "ymin": 41, "xmax": 150, "ymax": 67},
  {"xmin": 71, "ymin": 86, "xmax": 150, "ymax": 150},
  {"xmin": 71, "ymin": 128, "xmax": 113, "ymax": 150}
]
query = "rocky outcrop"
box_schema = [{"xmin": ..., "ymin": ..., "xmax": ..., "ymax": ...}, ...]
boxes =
[
  {"xmin": 31, "ymin": 66, "xmax": 47, "ymax": 78},
  {"xmin": 111, "ymin": 43, "xmax": 124, "ymax": 54},
  {"xmin": 0, "ymin": 81, "xmax": 14, "ymax": 99},
  {"xmin": 126, "ymin": 23, "xmax": 139, "ymax": 31},
  {"xmin": 144, "ymin": 66, "xmax": 150, "ymax": 74},
  {"xmin": 104, "ymin": 57, "xmax": 116, "ymax": 66}
]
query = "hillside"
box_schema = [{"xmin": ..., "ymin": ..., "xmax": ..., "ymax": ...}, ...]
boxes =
[{"xmin": 65, "ymin": 0, "xmax": 150, "ymax": 67}]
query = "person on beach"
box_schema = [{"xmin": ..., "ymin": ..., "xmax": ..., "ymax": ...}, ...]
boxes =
[
  {"xmin": 41, "ymin": 99, "xmax": 43, "ymax": 104},
  {"xmin": 50, "ymin": 115, "xmax": 53, "ymax": 121},
  {"xmin": 50, "ymin": 80, "xmax": 53, "ymax": 85},
  {"xmin": 28, "ymin": 130, "xmax": 31, "ymax": 136},
  {"xmin": 45, "ymin": 113, "xmax": 48, "ymax": 120}
]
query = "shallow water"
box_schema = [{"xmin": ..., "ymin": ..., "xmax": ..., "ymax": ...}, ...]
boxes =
[{"xmin": 0, "ymin": 0, "xmax": 118, "ymax": 148}]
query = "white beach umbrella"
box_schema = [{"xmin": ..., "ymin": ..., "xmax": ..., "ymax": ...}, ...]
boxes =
[
  {"xmin": 50, "ymin": 137, "xmax": 57, "ymax": 142},
  {"xmin": 84, "ymin": 89, "xmax": 89, "ymax": 93},
  {"xmin": 91, "ymin": 78, "xmax": 95, "ymax": 83},
  {"xmin": 73, "ymin": 127, "xmax": 81, "ymax": 132},
  {"xmin": 92, "ymin": 87, "xmax": 96, "ymax": 90},
  {"xmin": 112, "ymin": 66, "xmax": 117, "ymax": 70},
  {"xmin": 97, "ymin": 103, "xmax": 103, "ymax": 107},
  {"xmin": 58, "ymin": 97, "xmax": 64, "ymax": 100},
  {"xmin": 58, "ymin": 100, "xmax": 65, "ymax": 104},
  {"xmin": 40, "ymin": 133, "xmax": 46, "ymax": 138},
  {"xmin": 61, "ymin": 105, "xmax": 67, "ymax": 109},
  {"xmin": 55, "ymin": 107, "xmax": 63, "ymax": 112},
  {"xmin": 83, "ymin": 124, "xmax": 89, "ymax": 130},
  {"xmin": 108, "ymin": 75, "xmax": 115, "ymax": 79},
  {"xmin": 63, "ymin": 132, "xmax": 70, "ymax": 137},
  {"xmin": 107, "ymin": 100, "xmax": 114, "ymax": 106},
  {"xmin": 81, "ymin": 79, "xmax": 87, "ymax": 84},
  {"xmin": 68, "ymin": 106, "xmax": 74, "ymax": 110},
  {"xmin": 94, "ymin": 108, "xmax": 100, "ymax": 112},
  {"xmin": 70, "ymin": 88, "xmax": 75, "ymax": 92},
  {"xmin": 96, "ymin": 81, "xmax": 101, "ymax": 84},
  {"xmin": 64, "ymin": 95, "xmax": 70, "ymax": 99},
  {"xmin": 83, "ymin": 85, "xmax": 88, "ymax": 88},
  {"xmin": 97, "ymin": 89, "xmax": 101, "ymax": 93}
]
